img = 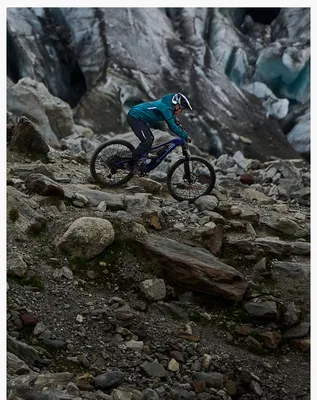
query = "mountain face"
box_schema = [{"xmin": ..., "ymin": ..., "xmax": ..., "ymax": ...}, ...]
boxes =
[{"xmin": 7, "ymin": 8, "xmax": 310, "ymax": 161}]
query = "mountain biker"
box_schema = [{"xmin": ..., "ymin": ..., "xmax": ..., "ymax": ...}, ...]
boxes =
[{"xmin": 126, "ymin": 93, "xmax": 192, "ymax": 174}]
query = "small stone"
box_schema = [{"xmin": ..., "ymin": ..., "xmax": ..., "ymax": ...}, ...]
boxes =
[
  {"xmin": 195, "ymin": 372, "xmax": 224, "ymax": 388},
  {"xmin": 244, "ymin": 301, "xmax": 278, "ymax": 320},
  {"xmin": 191, "ymin": 380, "xmax": 206, "ymax": 393},
  {"xmin": 234, "ymin": 325, "xmax": 251, "ymax": 336},
  {"xmin": 76, "ymin": 315, "xmax": 84, "ymax": 323},
  {"xmin": 78, "ymin": 354, "xmax": 90, "ymax": 368},
  {"xmin": 170, "ymin": 350, "xmax": 185, "ymax": 363},
  {"xmin": 141, "ymin": 388, "xmax": 159, "ymax": 399},
  {"xmin": 283, "ymin": 322, "xmax": 310, "ymax": 339},
  {"xmin": 140, "ymin": 360, "xmax": 167, "ymax": 377},
  {"xmin": 244, "ymin": 336, "xmax": 262, "ymax": 352},
  {"xmin": 230, "ymin": 205, "xmax": 242, "ymax": 216},
  {"xmin": 201, "ymin": 354, "xmax": 212, "ymax": 369},
  {"xmin": 292, "ymin": 338, "xmax": 310, "ymax": 352},
  {"xmin": 111, "ymin": 389, "xmax": 132, "ymax": 400},
  {"xmin": 174, "ymin": 222, "xmax": 185, "ymax": 229},
  {"xmin": 8, "ymin": 256, "xmax": 28, "ymax": 277},
  {"xmin": 132, "ymin": 223, "xmax": 148, "ymax": 236},
  {"xmin": 20, "ymin": 312, "xmax": 38, "ymax": 326},
  {"xmin": 76, "ymin": 372, "xmax": 95, "ymax": 389},
  {"xmin": 253, "ymin": 257, "xmax": 267, "ymax": 273},
  {"xmin": 168, "ymin": 358, "xmax": 180, "ymax": 372},
  {"xmin": 114, "ymin": 305, "xmax": 134, "ymax": 321},
  {"xmin": 258, "ymin": 331, "xmax": 282, "ymax": 349},
  {"xmin": 282, "ymin": 302, "xmax": 301, "ymax": 327},
  {"xmin": 97, "ymin": 201, "xmax": 107, "ymax": 212},
  {"xmin": 94, "ymin": 371, "xmax": 124, "ymax": 390},
  {"xmin": 226, "ymin": 332, "xmax": 234, "ymax": 342},
  {"xmin": 33, "ymin": 322, "xmax": 46, "ymax": 336},
  {"xmin": 125, "ymin": 340, "xmax": 144, "ymax": 351},
  {"xmin": 250, "ymin": 380, "xmax": 263, "ymax": 396},
  {"xmin": 42, "ymin": 338, "xmax": 67, "ymax": 350},
  {"xmin": 66, "ymin": 382, "xmax": 80, "ymax": 395},
  {"xmin": 139, "ymin": 278, "xmax": 166, "ymax": 301},
  {"xmin": 61, "ymin": 266, "xmax": 73, "ymax": 280},
  {"xmin": 245, "ymin": 222, "xmax": 257, "ymax": 238},
  {"xmin": 240, "ymin": 175, "xmax": 255, "ymax": 185},
  {"xmin": 224, "ymin": 380, "xmax": 237, "ymax": 396}
]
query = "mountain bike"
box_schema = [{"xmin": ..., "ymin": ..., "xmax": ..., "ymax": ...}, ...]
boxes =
[{"xmin": 89, "ymin": 136, "xmax": 216, "ymax": 202}]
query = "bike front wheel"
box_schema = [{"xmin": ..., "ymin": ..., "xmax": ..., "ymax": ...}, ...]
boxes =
[
  {"xmin": 90, "ymin": 139, "xmax": 135, "ymax": 187},
  {"xmin": 166, "ymin": 156, "xmax": 216, "ymax": 201}
]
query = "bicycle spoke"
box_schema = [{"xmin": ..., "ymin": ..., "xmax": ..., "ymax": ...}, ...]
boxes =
[{"xmin": 92, "ymin": 142, "xmax": 133, "ymax": 186}]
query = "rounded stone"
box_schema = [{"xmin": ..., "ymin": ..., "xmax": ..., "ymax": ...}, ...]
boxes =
[{"xmin": 56, "ymin": 217, "xmax": 115, "ymax": 260}]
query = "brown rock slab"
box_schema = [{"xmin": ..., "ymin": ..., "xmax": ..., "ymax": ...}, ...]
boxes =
[
  {"xmin": 137, "ymin": 234, "xmax": 248, "ymax": 301},
  {"xmin": 25, "ymin": 174, "xmax": 65, "ymax": 199},
  {"xmin": 258, "ymin": 331, "xmax": 282, "ymax": 349}
]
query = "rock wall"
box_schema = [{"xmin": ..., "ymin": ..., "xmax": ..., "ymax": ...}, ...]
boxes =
[{"xmin": 7, "ymin": 7, "xmax": 310, "ymax": 160}]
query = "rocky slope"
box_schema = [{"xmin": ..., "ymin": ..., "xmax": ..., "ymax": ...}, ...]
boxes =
[
  {"xmin": 7, "ymin": 120, "xmax": 310, "ymax": 400},
  {"xmin": 7, "ymin": 7, "xmax": 310, "ymax": 160}
]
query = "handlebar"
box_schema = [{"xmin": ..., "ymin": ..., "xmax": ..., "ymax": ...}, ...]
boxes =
[{"xmin": 175, "ymin": 118, "xmax": 191, "ymax": 144}]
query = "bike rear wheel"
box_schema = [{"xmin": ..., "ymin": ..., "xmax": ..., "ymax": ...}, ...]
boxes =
[
  {"xmin": 167, "ymin": 156, "xmax": 216, "ymax": 201},
  {"xmin": 90, "ymin": 139, "xmax": 135, "ymax": 187}
]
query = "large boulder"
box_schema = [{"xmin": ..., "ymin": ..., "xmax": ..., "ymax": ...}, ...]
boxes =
[
  {"xmin": 9, "ymin": 116, "xmax": 50, "ymax": 156},
  {"xmin": 136, "ymin": 234, "xmax": 248, "ymax": 301},
  {"xmin": 7, "ymin": 77, "xmax": 74, "ymax": 147},
  {"xmin": 56, "ymin": 217, "xmax": 115, "ymax": 260}
]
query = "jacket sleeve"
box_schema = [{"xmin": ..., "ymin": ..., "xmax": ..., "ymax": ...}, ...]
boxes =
[{"xmin": 162, "ymin": 108, "xmax": 188, "ymax": 140}]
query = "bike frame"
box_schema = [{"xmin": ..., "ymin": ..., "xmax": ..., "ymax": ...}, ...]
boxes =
[
  {"xmin": 115, "ymin": 136, "xmax": 189, "ymax": 174},
  {"xmin": 140, "ymin": 137, "xmax": 187, "ymax": 173}
]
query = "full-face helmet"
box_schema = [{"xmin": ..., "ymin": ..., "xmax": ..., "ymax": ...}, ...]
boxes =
[{"xmin": 172, "ymin": 93, "xmax": 193, "ymax": 110}]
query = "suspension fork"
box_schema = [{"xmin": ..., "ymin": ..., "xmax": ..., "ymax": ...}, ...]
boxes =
[{"xmin": 182, "ymin": 144, "xmax": 193, "ymax": 184}]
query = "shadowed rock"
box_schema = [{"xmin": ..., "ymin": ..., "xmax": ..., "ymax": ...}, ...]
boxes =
[
  {"xmin": 25, "ymin": 173, "xmax": 65, "ymax": 199},
  {"xmin": 136, "ymin": 234, "xmax": 248, "ymax": 301},
  {"xmin": 10, "ymin": 116, "xmax": 50, "ymax": 155},
  {"xmin": 7, "ymin": 336, "xmax": 40, "ymax": 366}
]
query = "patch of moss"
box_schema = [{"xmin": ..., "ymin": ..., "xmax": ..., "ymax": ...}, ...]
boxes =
[
  {"xmin": 9, "ymin": 208, "xmax": 19, "ymax": 222},
  {"xmin": 52, "ymin": 358, "xmax": 86, "ymax": 374},
  {"xmin": 130, "ymin": 241, "xmax": 164, "ymax": 277},
  {"xmin": 225, "ymin": 307, "xmax": 251, "ymax": 324},
  {"xmin": 188, "ymin": 309, "xmax": 208, "ymax": 324},
  {"xmin": 27, "ymin": 153, "xmax": 50, "ymax": 164},
  {"xmin": 141, "ymin": 261, "xmax": 163, "ymax": 276},
  {"xmin": 68, "ymin": 257, "xmax": 89, "ymax": 271},
  {"xmin": 19, "ymin": 325, "xmax": 35, "ymax": 340},
  {"xmin": 97, "ymin": 240, "xmax": 123, "ymax": 267},
  {"xmin": 67, "ymin": 240, "xmax": 125, "ymax": 279},
  {"xmin": 10, "ymin": 275, "xmax": 44, "ymax": 291}
]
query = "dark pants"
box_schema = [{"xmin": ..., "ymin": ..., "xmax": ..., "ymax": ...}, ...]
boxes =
[{"xmin": 127, "ymin": 113, "xmax": 154, "ymax": 162}]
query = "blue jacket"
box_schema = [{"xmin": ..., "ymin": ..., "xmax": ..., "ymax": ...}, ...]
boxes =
[{"xmin": 128, "ymin": 94, "xmax": 188, "ymax": 140}]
